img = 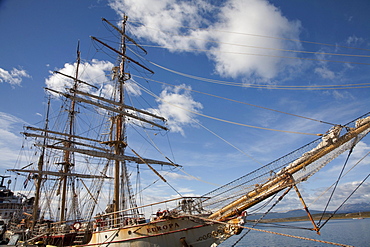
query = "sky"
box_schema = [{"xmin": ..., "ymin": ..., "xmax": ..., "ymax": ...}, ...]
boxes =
[{"xmin": 0, "ymin": 0, "xmax": 369, "ymax": 214}]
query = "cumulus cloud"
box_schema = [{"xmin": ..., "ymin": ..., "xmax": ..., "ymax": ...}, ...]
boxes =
[
  {"xmin": 312, "ymin": 181, "xmax": 370, "ymax": 209},
  {"xmin": 108, "ymin": 0, "xmax": 302, "ymax": 81},
  {"xmin": 45, "ymin": 60, "xmax": 148, "ymax": 99},
  {"xmin": 0, "ymin": 67, "xmax": 30, "ymax": 86},
  {"xmin": 155, "ymin": 84, "xmax": 203, "ymax": 135},
  {"xmin": 143, "ymin": 85, "xmax": 203, "ymax": 135},
  {"xmin": 46, "ymin": 61, "xmax": 202, "ymax": 134},
  {"xmin": 45, "ymin": 59, "xmax": 113, "ymax": 94}
]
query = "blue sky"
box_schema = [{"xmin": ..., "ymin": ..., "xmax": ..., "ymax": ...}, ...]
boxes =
[{"xmin": 0, "ymin": 0, "xmax": 369, "ymax": 212}]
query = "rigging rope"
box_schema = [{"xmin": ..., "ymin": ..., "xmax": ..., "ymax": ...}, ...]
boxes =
[
  {"xmin": 196, "ymin": 121, "xmax": 264, "ymax": 165},
  {"xmin": 123, "ymin": 39, "xmax": 370, "ymax": 91},
  {"xmin": 308, "ymin": 151, "xmax": 370, "ymax": 207},
  {"xmin": 190, "ymin": 215, "xmax": 353, "ymax": 247},
  {"xmin": 319, "ymin": 173, "xmax": 370, "ymax": 230},
  {"xmin": 132, "ymin": 79, "xmax": 323, "ymax": 136},
  {"xmin": 318, "ymin": 146, "xmax": 354, "ymax": 226},
  {"xmin": 128, "ymin": 20, "xmax": 370, "ymax": 53},
  {"xmin": 138, "ymin": 44, "xmax": 370, "ymax": 66},
  {"xmin": 127, "ymin": 20, "xmax": 370, "ymax": 58},
  {"xmin": 134, "ymin": 73, "xmax": 337, "ymax": 126},
  {"xmin": 231, "ymin": 189, "xmax": 289, "ymax": 247},
  {"xmin": 146, "ymin": 61, "xmax": 370, "ymax": 90}
]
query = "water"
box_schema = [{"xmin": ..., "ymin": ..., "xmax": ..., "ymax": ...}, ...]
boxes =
[
  {"xmin": 1, "ymin": 219, "xmax": 368, "ymax": 246},
  {"xmin": 220, "ymin": 218, "xmax": 370, "ymax": 247}
]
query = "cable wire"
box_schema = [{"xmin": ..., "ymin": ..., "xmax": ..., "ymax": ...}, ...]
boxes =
[
  {"xmin": 127, "ymin": 20, "xmax": 370, "ymax": 53},
  {"xmin": 131, "ymin": 79, "xmax": 323, "ymax": 136},
  {"xmin": 134, "ymin": 74, "xmax": 338, "ymax": 126}
]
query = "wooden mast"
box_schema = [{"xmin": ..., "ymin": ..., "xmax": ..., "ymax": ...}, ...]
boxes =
[
  {"xmin": 90, "ymin": 16, "xmax": 165, "ymax": 217},
  {"xmin": 113, "ymin": 15, "xmax": 128, "ymax": 214},
  {"xmin": 31, "ymin": 98, "xmax": 50, "ymax": 230},
  {"xmin": 60, "ymin": 42, "xmax": 81, "ymax": 222}
]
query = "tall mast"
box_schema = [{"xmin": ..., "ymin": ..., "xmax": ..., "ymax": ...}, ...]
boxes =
[
  {"xmin": 114, "ymin": 15, "xmax": 128, "ymax": 213},
  {"xmin": 91, "ymin": 16, "xmax": 168, "ymax": 215},
  {"xmin": 32, "ymin": 97, "xmax": 50, "ymax": 229},
  {"xmin": 60, "ymin": 42, "xmax": 81, "ymax": 222}
]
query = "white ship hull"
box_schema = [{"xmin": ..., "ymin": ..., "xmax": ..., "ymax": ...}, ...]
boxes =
[{"xmin": 86, "ymin": 216, "xmax": 238, "ymax": 247}]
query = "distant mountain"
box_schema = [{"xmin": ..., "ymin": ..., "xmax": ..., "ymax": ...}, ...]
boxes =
[
  {"xmin": 247, "ymin": 202, "xmax": 370, "ymax": 220},
  {"xmin": 247, "ymin": 209, "xmax": 321, "ymax": 220},
  {"xmin": 337, "ymin": 202, "xmax": 370, "ymax": 213}
]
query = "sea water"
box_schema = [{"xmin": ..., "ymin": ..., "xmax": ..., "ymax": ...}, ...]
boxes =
[
  {"xmin": 1, "ymin": 219, "xmax": 368, "ymax": 246},
  {"xmin": 220, "ymin": 218, "xmax": 370, "ymax": 247}
]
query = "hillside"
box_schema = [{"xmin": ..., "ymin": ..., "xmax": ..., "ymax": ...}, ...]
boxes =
[{"xmin": 247, "ymin": 202, "xmax": 370, "ymax": 221}]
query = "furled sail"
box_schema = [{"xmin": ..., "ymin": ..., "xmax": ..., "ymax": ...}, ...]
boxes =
[{"xmin": 203, "ymin": 114, "xmax": 370, "ymax": 220}]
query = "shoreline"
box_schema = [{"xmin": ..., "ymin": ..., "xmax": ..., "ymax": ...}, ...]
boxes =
[{"xmin": 255, "ymin": 211, "xmax": 370, "ymax": 223}]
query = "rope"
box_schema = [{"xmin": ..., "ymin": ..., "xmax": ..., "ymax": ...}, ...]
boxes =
[
  {"xmin": 128, "ymin": 20, "xmax": 370, "ymax": 52},
  {"xmin": 126, "ymin": 21, "xmax": 370, "ymax": 57},
  {"xmin": 319, "ymin": 173, "xmax": 370, "ymax": 230},
  {"xmin": 135, "ymin": 73, "xmax": 337, "ymax": 126},
  {"xmin": 139, "ymin": 44, "xmax": 370, "ymax": 67},
  {"xmin": 132, "ymin": 79, "xmax": 323, "ymax": 136},
  {"xmin": 237, "ymin": 225, "xmax": 353, "ymax": 247},
  {"xmin": 231, "ymin": 188, "xmax": 290, "ymax": 247},
  {"xmin": 145, "ymin": 60, "xmax": 370, "ymax": 90},
  {"xmin": 196, "ymin": 121, "xmax": 264, "ymax": 165},
  {"xmin": 190, "ymin": 215, "xmax": 353, "ymax": 247},
  {"xmin": 178, "ymin": 168, "xmax": 220, "ymax": 186},
  {"xmin": 308, "ymin": 151, "xmax": 370, "ymax": 207},
  {"xmin": 318, "ymin": 147, "xmax": 354, "ymax": 225}
]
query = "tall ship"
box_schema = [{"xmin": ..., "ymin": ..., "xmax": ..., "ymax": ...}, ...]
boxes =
[{"xmin": 4, "ymin": 16, "xmax": 370, "ymax": 246}]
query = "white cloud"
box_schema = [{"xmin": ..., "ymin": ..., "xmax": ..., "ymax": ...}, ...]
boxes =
[
  {"xmin": 108, "ymin": 0, "xmax": 302, "ymax": 80},
  {"xmin": 45, "ymin": 60, "xmax": 146, "ymax": 100},
  {"xmin": 346, "ymin": 35, "xmax": 364, "ymax": 46},
  {"xmin": 47, "ymin": 61, "xmax": 202, "ymax": 135},
  {"xmin": 314, "ymin": 67, "xmax": 335, "ymax": 79},
  {"xmin": 0, "ymin": 67, "xmax": 30, "ymax": 86},
  {"xmin": 45, "ymin": 59, "xmax": 114, "ymax": 95},
  {"xmin": 0, "ymin": 112, "xmax": 27, "ymax": 171},
  {"xmin": 311, "ymin": 181, "xmax": 370, "ymax": 209},
  {"xmin": 209, "ymin": 0, "xmax": 301, "ymax": 80},
  {"xmin": 155, "ymin": 84, "xmax": 203, "ymax": 135},
  {"xmin": 331, "ymin": 90, "xmax": 354, "ymax": 100},
  {"xmin": 271, "ymin": 181, "xmax": 370, "ymax": 212}
]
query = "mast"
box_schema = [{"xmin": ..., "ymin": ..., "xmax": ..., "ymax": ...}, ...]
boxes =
[
  {"xmin": 112, "ymin": 16, "xmax": 125, "ymax": 214},
  {"xmin": 96, "ymin": 16, "xmax": 161, "ymax": 215},
  {"xmin": 60, "ymin": 42, "xmax": 81, "ymax": 222},
  {"xmin": 32, "ymin": 97, "xmax": 50, "ymax": 229}
]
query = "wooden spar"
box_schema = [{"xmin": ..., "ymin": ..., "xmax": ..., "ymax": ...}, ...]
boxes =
[
  {"xmin": 91, "ymin": 36, "xmax": 154, "ymax": 74},
  {"xmin": 71, "ymin": 88, "xmax": 166, "ymax": 121},
  {"xmin": 286, "ymin": 122, "xmax": 370, "ymax": 176},
  {"xmin": 131, "ymin": 148, "xmax": 167, "ymax": 183},
  {"xmin": 34, "ymin": 144, "xmax": 180, "ymax": 167},
  {"xmin": 25, "ymin": 126, "xmax": 103, "ymax": 143},
  {"xmin": 7, "ymin": 168, "xmax": 112, "ymax": 179},
  {"xmin": 23, "ymin": 132, "xmax": 111, "ymax": 152},
  {"xmin": 45, "ymin": 87, "xmax": 168, "ymax": 130},
  {"xmin": 208, "ymin": 120, "xmax": 370, "ymax": 221},
  {"xmin": 102, "ymin": 18, "xmax": 147, "ymax": 55},
  {"xmin": 293, "ymin": 185, "xmax": 320, "ymax": 235},
  {"xmin": 53, "ymin": 71, "xmax": 98, "ymax": 89}
]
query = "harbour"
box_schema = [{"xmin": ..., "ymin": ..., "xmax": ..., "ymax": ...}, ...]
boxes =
[{"xmin": 221, "ymin": 218, "xmax": 370, "ymax": 247}]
